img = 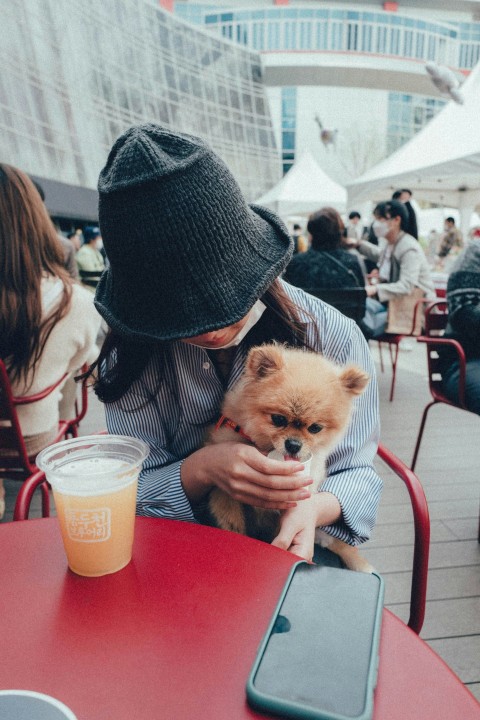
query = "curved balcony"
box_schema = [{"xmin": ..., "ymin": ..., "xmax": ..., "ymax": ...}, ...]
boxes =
[{"xmin": 200, "ymin": 8, "xmax": 478, "ymax": 95}]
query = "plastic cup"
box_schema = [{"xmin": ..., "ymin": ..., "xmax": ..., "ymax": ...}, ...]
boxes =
[
  {"xmin": 36, "ymin": 435, "xmax": 149, "ymax": 577},
  {"xmin": 268, "ymin": 450, "xmax": 313, "ymax": 478}
]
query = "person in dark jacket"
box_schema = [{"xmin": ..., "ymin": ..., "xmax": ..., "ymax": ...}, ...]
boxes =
[
  {"xmin": 392, "ymin": 189, "xmax": 418, "ymax": 240},
  {"xmin": 284, "ymin": 207, "xmax": 370, "ymax": 338},
  {"xmin": 438, "ymin": 239, "xmax": 480, "ymax": 414},
  {"xmin": 284, "ymin": 207, "xmax": 365, "ymax": 290}
]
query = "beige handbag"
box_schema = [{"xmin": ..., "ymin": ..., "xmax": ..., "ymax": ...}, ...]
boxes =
[{"xmin": 385, "ymin": 287, "xmax": 425, "ymax": 335}]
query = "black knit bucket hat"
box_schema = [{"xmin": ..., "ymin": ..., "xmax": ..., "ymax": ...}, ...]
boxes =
[{"xmin": 94, "ymin": 123, "xmax": 293, "ymax": 341}]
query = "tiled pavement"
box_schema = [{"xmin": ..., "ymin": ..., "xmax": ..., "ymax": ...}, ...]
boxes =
[{"xmin": 2, "ymin": 340, "xmax": 479, "ymax": 701}]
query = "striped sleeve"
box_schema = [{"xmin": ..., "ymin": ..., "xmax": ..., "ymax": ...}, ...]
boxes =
[{"xmin": 105, "ymin": 370, "xmax": 197, "ymax": 522}]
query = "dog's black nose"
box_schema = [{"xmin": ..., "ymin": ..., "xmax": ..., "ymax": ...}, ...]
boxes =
[{"xmin": 285, "ymin": 438, "xmax": 302, "ymax": 455}]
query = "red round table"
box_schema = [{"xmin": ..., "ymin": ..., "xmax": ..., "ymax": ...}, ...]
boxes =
[{"xmin": 1, "ymin": 517, "xmax": 478, "ymax": 720}]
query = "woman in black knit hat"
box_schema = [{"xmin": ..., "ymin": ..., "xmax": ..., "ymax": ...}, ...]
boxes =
[
  {"xmin": 90, "ymin": 123, "xmax": 381, "ymax": 563},
  {"xmin": 438, "ymin": 239, "xmax": 480, "ymax": 414}
]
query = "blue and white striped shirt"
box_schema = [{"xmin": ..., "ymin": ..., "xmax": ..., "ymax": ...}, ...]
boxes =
[{"xmin": 106, "ymin": 283, "xmax": 382, "ymax": 546}]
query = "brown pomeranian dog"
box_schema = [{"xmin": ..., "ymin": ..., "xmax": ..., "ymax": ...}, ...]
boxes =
[{"xmin": 206, "ymin": 343, "xmax": 374, "ymax": 572}]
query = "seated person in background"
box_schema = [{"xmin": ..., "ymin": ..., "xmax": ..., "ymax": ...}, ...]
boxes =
[
  {"xmin": 284, "ymin": 207, "xmax": 365, "ymax": 290},
  {"xmin": 0, "ymin": 164, "xmax": 101, "ymax": 518},
  {"xmin": 291, "ymin": 223, "xmax": 308, "ymax": 254},
  {"xmin": 30, "ymin": 180, "xmax": 80, "ymax": 282},
  {"xmin": 345, "ymin": 210, "xmax": 363, "ymax": 243},
  {"xmin": 68, "ymin": 229, "xmax": 83, "ymax": 251},
  {"xmin": 436, "ymin": 217, "xmax": 464, "ymax": 267},
  {"xmin": 76, "ymin": 226, "xmax": 105, "ymax": 291},
  {"xmin": 284, "ymin": 207, "xmax": 370, "ymax": 338},
  {"xmin": 438, "ymin": 239, "xmax": 480, "ymax": 415},
  {"xmin": 355, "ymin": 200, "xmax": 436, "ymax": 337}
]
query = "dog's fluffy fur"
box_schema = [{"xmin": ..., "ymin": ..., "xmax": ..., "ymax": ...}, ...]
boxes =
[{"xmin": 206, "ymin": 343, "xmax": 374, "ymax": 572}]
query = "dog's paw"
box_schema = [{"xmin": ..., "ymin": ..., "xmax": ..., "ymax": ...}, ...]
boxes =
[
  {"xmin": 343, "ymin": 555, "xmax": 375, "ymax": 574},
  {"xmin": 315, "ymin": 530, "xmax": 375, "ymax": 573}
]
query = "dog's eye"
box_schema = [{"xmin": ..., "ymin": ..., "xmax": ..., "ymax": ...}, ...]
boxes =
[
  {"xmin": 271, "ymin": 414, "xmax": 288, "ymax": 428},
  {"xmin": 308, "ymin": 423, "xmax": 323, "ymax": 434}
]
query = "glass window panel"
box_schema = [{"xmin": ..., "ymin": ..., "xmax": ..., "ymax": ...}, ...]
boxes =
[
  {"xmin": 415, "ymin": 33, "xmax": 425, "ymax": 58},
  {"xmin": 268, "ymin": 22, "xmax": 280, "ymax": 50},
  {"xmin": 347, "ymin": 23, "xmax": 358, "ymax": 51},
  {"xmin": 364, "ymin": 25, "xmax": 373, "ymax": 52},
  {"xmin": 390, "ymin": 28, "xmax": 400, "ymax": 55},
  {"xmin": 229, "ymin": 87, "xmax": 240, "ymax": 109},
  {"xmin": 282, "ymin": 131, "xmax": 295, "ymax": 150},
  {"xmin": 404, "ymin": 30, "xmax": 413, "ymax": 56},
  {"xmin": 376, "ymin": 26, "xmax": 387, "ymax": 53}
]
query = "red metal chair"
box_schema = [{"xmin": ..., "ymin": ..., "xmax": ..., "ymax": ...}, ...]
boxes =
[
  {"xmin": 14, "ymin": 439, "xmax": 430, "ymax": 634},
  {"xmin": 0, "ymin": 360, "xmax": 89, "ymax": 517},
  {"xmin": 411, "ymin": 300, "xmax": 468, "ymax": 472},
  {"xmin": 376, "ymin": 443, "xmax": 430, "ymax": 635},
  {"xmin": 375, "ymin": 298, "xmax": 431, "ymax": 402}
]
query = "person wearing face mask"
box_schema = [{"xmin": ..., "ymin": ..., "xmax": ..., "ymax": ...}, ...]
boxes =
[
  {"xmin": 355, "ymin": 200, "xmax": 435, "ymax": 338},
  {"xmin": 86, "ymin": 123, "xmax": 382, "ymax": 564},
  {"xmin": 76, "ymin": 226, "xmax": 106, "ymax": 292}
]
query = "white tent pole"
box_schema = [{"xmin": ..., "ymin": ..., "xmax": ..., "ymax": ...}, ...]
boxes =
[{"xmin": 458, "ymin": 189, "xmax": 479, "ymax": 235}]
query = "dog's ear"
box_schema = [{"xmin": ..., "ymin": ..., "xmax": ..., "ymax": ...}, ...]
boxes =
[
  {"xmin": 339, "ymin": 366, "xmax": 370, "ymax": 396},
  {"xmin": 246, "ymin": 345, "xmax": 285, "ymax": 379}
]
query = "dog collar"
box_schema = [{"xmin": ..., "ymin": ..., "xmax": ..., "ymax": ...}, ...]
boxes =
[{"xmin": 215, "ymin": 414, "xmax": 254, "ymax": 444}]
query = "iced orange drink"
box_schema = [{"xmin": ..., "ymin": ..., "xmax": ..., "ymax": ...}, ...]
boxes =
[{"xmin": 36, "ymin": 436, "xmax": 149, "ymax": 577}]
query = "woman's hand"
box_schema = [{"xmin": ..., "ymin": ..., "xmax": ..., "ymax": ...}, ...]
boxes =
[
  {"xmin": 181, "ymin": 442, "xmax": 312, "ymax": 510},
  {"xmin": 271, "ymin": 497, "xmax": 318, "ymax": 561},
  {"xmin": 271, "ymin": 491, "xmax": 343, "ymax": 561}
]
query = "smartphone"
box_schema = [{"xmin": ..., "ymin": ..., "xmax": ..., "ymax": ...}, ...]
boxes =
[{"xmin": 247, "ymin": 562, "xmax": 384, "ymax": 720}]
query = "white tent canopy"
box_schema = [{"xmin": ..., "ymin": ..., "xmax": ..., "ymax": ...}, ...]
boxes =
[
  {"xmin": 256, "ymin": 151, "xmax": 347, "ymax": 216},
  {"xmin": 347, "ymin": 60, "xmax": 480, "ymax": 229}
]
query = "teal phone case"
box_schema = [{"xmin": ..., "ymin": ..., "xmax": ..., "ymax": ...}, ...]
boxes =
[{"xmin": 247, "ymin": 562, "xmax": 384, "ymax": 720}]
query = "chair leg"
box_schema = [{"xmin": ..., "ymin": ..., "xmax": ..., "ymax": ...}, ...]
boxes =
[
  {"xmin": 388, "ymin": 343, "xmax": 400, "ymax": 402},
  {"xmin": 41, "ymin": 481, "xmax": 50, "ymax": 517},
  {"xmin": 377, "ymin": 341, "xmax": 385, "ymax": 373},
  {"xmin": 411, "ymin": 401, "xmax": 436, "ymax": 471}
]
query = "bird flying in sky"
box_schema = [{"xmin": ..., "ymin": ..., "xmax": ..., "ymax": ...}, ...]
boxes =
[
  {"xmin": 314, "ymin": 115, "xmax": 338, "ymax": 149},
  {"xmin": 425, "ymin": 62, "xmax": 464, "ymax": 104}
]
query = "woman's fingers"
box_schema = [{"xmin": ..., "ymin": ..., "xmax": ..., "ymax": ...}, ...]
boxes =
[
  {"xmin": 207, "ymin": 443, "xmax": 313, "ymax": 508},
  {"xmin": 271, "ymin": 502, "xmax": 317, "ymax": 560},
  {"xmin": 227, "ymin": 474, "xmax": 311, "ymax": 503}
]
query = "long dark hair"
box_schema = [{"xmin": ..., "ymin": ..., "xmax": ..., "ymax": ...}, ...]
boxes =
[
  {"xmin": 90, "ymin": 278, "xmax": 316, "ymax": 404},
  {"xmin": 0, "ymin": 164, "xmax": 73, "ymax": 385}
]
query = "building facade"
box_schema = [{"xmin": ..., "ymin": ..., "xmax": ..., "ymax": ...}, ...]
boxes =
[
  {"xmin": 0, "ymin": 0, "xmax": 280, "ymax": 222},
  {"xmin": 174, "ymin": 1, "xmax": 480, "ymax": 182}
]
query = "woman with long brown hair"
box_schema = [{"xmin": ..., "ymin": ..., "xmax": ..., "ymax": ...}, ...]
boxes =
[
  {"xmin": 89, "ymin": 124, "xmax": 381, "ymax": 564},
  {"xmin": 0, "ymin": 164, "xmax": 101, "ymax": 517}
]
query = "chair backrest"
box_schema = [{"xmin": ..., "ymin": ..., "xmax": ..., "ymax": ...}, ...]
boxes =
[
  {"xmin": 419, "ymin": 301, "xmax": 466, "ymax": 407},
  {"xmin": 377, "ymin": 443, "xmax": 430, "ymax": 634},
  {"xmin": 0, "ymin": 360, "xmax": 89, "ymax": 478},
  {"xmin": 424, "ymin": 299, "xmax": 448, "ymax": 335},
  {"xmin": 0, "ymin": 360, "xmax": 69, "ymax": 476},
  {"xmin": 79, "ymin": 269, "xmax": 102, "ymax": 288},
  {"xmin": 302, "ymin": 287, "xmax": 367, "ymax": 323}
]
